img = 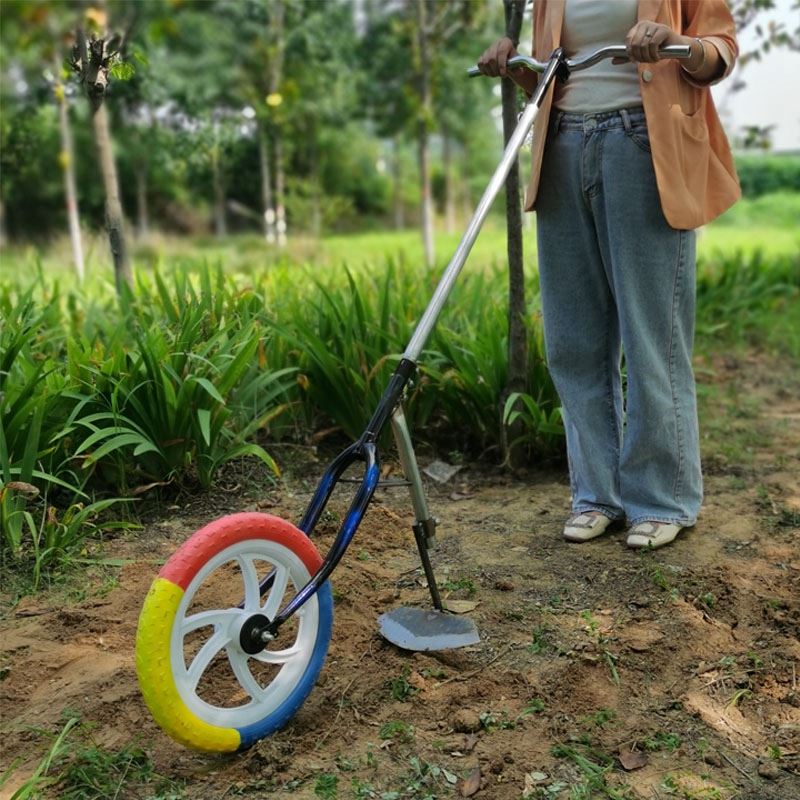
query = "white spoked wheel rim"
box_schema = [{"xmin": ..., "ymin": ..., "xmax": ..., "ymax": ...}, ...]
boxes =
[{"xmin": 170, "ymin": 538, "xmax": 320, "ymax": 729}]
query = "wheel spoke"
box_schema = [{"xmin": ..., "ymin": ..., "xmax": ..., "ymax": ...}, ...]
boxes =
[
  {"xmin": 186, "ymin": 629, "xmax": 230, "ymax": 691},
  {"xmin": 262, "ymin": 565, "xmax": 290, "ymax": 620},
  {"xmin": 238, "ymin": 555, "xmax": 261, "ymax": 611},
  {"xmin": 227, "ymin": 647, "xmax": 266, "ymax": 702},
  {"xmin": 251, "ymin": 643, "xmax": 304, "ymax": 665},
  {"xmin": 181, "ymin": 609, "xmax": 238, "ymax": 636}
]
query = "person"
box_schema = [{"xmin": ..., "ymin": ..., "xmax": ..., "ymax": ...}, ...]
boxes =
[{"xmin": 477, "ymin": 1, "xmax": 740, "ymax": 549}]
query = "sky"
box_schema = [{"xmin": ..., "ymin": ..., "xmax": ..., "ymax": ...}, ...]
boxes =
[{"xmin": 712, "ymin": 0, "xmax": 800, "ymax": 152}]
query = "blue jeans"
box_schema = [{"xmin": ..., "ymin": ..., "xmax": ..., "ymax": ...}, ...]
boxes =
[{"xmin": 536, "ymin": 106, "xmax": 701, "ymax": 526}]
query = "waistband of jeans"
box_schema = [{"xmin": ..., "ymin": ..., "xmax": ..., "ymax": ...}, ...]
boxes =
[{"xmin": 551, "ymin": 105, "xmax": 646, "ymax": 133}]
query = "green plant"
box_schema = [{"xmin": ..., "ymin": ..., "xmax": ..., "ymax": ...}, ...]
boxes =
[
  {"xmin": 57, "ymin": 743, "xmax": 156, "ymax": 799},
  {"xmin": 528, "ymin": 624, "xmax": 551, "ymax": 654},
  {"xmin": 442, "ymin": 576, "xmax": 476, "ymax": 596},
  {"xmin": 582, "ymin": 709, "xmax": 616, "ymax": 729},
  {"xmin": 314, "ymin": 773, "xmax": 339, "ymax": 800},
  {"xmin": 387, "ymin": 666, "xmax": 418, "ymax": 702},
  {"xmin": 580, "ymin": 611, "xmax": 620, "ymax": 686},
  {"xmin": 379, "ymin": 720, "xmax": 414, "ymax": 742},
  {"xmin": 480, "ymin": 710, "xmax": 516, "ymax": 731},
  {"xmin": 727, "ymin": 688, "xmax": 752, "ymax": 708},
  {"xmin": 351, "ymin": 777, "xmax": 377, "ymax": 798},
  {"xmin": 521, "ymin": 697, "xmax": 546, "ymax": 715},
  {"xmin": 746, "ymin": 651, "xmax": 764, "ymax": 669},
  {"xmin": 2, "ymin": 717, "xmax": 79, "ymax": 799},
  {"xmin": 503, "ymin": 390, "xmax": 564, "ymax": 453},
  {"xmin": 767, "ymin": 745, "xmax": 782, "ymax": 760},
  {"xmin": 698, "ymin": 592, "xmax": 716, "ymax": 610},
  {"xmin": 551, "ymin": 743, "xmax": 633, "ymax": 800},
  {"xmin": 642, "ymin": 732, "xmax": 681, "ymax": 752}
]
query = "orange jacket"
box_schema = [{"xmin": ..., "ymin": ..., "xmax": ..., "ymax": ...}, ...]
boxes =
[{"xmin": 524, "ymin": 0, "xmax": 741, "ymax": 229}]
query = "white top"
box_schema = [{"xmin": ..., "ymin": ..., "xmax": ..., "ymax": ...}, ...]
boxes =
[{"xmin": 554, "ymin": 0, "xmax": 642, "ymax": 113}]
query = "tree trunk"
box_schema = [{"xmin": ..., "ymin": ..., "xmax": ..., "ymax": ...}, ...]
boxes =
[
  {"xmin": 393, "ymin": 137, "xmax": 404, "ymax": 230},
  {"xmin": 91, "ymin": 102, "xmax": 131, "ymax": 293},
  {"xmin": 461, "ymin": 139, "xmax": 472, "ymax": 222},
  {"xmin": 259, "ymin": 124, "xmax": 276, "ymax": 242},
  {"xmin": 0, "ymin": 196, "xmax": 7, "ymax": 249},
  {"xmin": 416, "ymin": 0, "xmax": 435, "ymax": 267},
  {"xmin": 76, "ymin": 23, "xmax": 130, "ymax": 295},
  {"xmin": 270, "ymin": 0, "xmax": 287, "ymax": 247},
  {"xmin": 309, "ymin": 125, "xmax": 322, "ymax": 237},
  {"xmin": 211, "ymin": 123, "xmax": 227, "ymax": 237},
  {"xmin": 135, "ymin": 166, "xmax": 149, "ymax": 240},
  {"xmin": 443, "ymin": 127, "xmax": 456, "ymax": 234},
  {"xmin": 275, "ymin": 136, "xmax": 287, "ymax": 247},
  {"xmin": 501, "ymin": 0, "xmax": 527, "ymax": 468},
  {"xmin": 55, "ymin": 75, "xmax": 85, "ymax": 281}
]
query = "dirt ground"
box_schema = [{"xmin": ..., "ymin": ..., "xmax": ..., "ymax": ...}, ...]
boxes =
[{"xmin": 2, "ymin": 350, "xmax": 799, "ymax": 800}]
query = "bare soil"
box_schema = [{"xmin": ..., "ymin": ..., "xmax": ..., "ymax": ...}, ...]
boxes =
[{"xmin": 2, "ymin": 351, "xmax": 799, "ymax": 800}]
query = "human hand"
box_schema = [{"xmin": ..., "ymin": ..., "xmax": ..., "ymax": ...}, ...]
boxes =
[
  {"xmin": 612, "ymin": 22, "xmax": 682, "ymax": 64},
  {"xmin": 477, "ymin": 37, "xmax": 519, "ymax": 77}
]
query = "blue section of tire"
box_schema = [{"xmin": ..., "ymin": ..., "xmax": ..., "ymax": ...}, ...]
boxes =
[{"xmin": 235, "ymin": 580, "xmax": 334, "ymax": 749}]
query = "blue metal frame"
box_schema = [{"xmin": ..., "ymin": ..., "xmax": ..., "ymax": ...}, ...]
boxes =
[{"xmin": 261, "ymin": 358, "xmax": 417, "ymax": 636}]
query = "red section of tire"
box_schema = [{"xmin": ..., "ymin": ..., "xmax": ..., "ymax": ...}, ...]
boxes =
[{"xmin": 159, "ymin": 513, "xmax": 322, "ymax": 590}]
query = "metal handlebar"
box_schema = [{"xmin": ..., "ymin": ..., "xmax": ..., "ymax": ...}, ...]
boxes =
[{"xmin": 468, "ymin": 44, "xmax": 691, "ymax": 77}]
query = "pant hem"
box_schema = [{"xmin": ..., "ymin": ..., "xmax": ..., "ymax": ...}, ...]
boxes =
[
  {"xmin": 574, "ymin": 503, "xmax": 625, "ymax": 521},
  {"xmin": 628, "ymin": 515, "xmax": 696, "ymax": 527}
]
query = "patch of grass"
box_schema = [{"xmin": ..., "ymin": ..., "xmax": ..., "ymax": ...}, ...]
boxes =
[
  {"xmin": 421, "ymin": 667, "xmax": 446, "ymax": 680},
  {"xmin": 698, "ymin": 592, "xmax": 716, "ymax": 610},
  {"xmin": 580, "ymin": 611, "xmax": 620, "ymax": 686},
  {"xmin": 659, "ymin": 773, "xmax": 724, "ymax": 799},
  {"xmin": 2, "ymin": 716, "xmax": 184, "ymax": 800},
  {"xmin": 582, "ymin": 709, "xmax": 616, "ymax": 729},
  {"xmin": 521, "ymin": 697, "xmax": 547, "ymax": 716},
  {"xmin": 551, "ymin": 743, "xmax": 634, "ymax": 800},
  {"xmin": 387, "ymin": 666, "xmax": 418, "ymax": 702},
  {"xmin": 378, "ymin": 720, "xmax": 414, "ymax": 743},
  {"xmin": 642, "ymin": 732, "xmax": 682, "ymax": 752},
  {"xmin": 767, "ymin": 745, "xmax": 782, "ymax": 760},
  {"xmin": 528, "ymin": 624, "xmax": 551, "ymax": 655},
  {"xmin": 726, "ymin": 688, "xmax": 752, "ymax": 708},
  {"xmin": 314, "ymin": 773, "xmax": 338, "ymax": 800},
  {"xmin": 351, "ymin": 777, "xmax": 378, "ymax": 798},
  {"xmin": 1, "ymin": 717, "xmax": 79, "ymax": 799},
  {"xmin": 441, "ymin": 576, "xmax": 476, "ymax": 596},
  {"xmin": 480, "ymin": 710, "xmax": 516, "ymax": 731}
]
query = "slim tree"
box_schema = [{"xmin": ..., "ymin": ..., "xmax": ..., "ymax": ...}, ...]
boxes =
[
  {"xmin": 414, "ymin": 0, "xmax": 435, "ymax": 267},
  {"xmin": 71, "ymin": 8, "xmax": 131, "ymax": 294},
  {"xmin": 53, "ymin": 61, "xmax": 85, "ymax": 280},
  {"xmin": 500, "ymin": 0, "xmax": 527, "ymax": 468}
]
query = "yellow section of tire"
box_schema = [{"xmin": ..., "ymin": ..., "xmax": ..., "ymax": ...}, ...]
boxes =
[{"xmin": 135, "ymin": 577, "xmax": 240, "ymax": 752}]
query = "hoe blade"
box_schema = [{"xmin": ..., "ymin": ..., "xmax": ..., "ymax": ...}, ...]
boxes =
[{"xmin": 378, "ymin": 606, "xmax": 480, "ymax": 651}]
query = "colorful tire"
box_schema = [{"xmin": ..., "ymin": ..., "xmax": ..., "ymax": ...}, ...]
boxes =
[{"xmin": 135, "ymin": 512, "xmax": 333, "ymax": 752}]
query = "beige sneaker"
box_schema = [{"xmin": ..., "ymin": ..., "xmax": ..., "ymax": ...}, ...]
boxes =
[
  {"xmin": 563, "ymin": 512, "xmax": 614, "ymax": 542},
  {"xmin": 626, "ymin": 521, "xmax": 683, "ymax": 550}
]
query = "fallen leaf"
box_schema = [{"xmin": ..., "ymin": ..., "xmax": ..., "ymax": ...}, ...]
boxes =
[
  {"xmin": 459, "ymin": 766, "xmax": 481, "ymax": 796},
  {"xmin": 4, "ymin": 481, "xmax": 39, "ymax": 498},
  {"xmin": 618, "ymin": 749, "xmax": 648, "ymax": 771},
  {"xmin": 446, "ymin": 600, "xmax": 479, "ymax": 614},
  {"xmin": 423, "ymin": 460, "xmax": 462, "ymax": 483},
  {"xmin": 463, "ymin": 734, "xmax": 479, "ymax": 753},
  {"xmin": 130, "ymin": 480, "xmax": 172, "ymax": 496},
  {"xmin": 522, "ymin": 771, "xmax": 549, "ymax": 797}
]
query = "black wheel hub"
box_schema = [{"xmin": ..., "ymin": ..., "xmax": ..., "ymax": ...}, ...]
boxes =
[{"xmin": 239, "ymin": 613, "xmax": 272, "ymax": 655}]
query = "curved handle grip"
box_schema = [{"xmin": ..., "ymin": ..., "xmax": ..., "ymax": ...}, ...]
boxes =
[{"xmin": 468, "ymin": 44, "xmax": 691, "ymax": 77}]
